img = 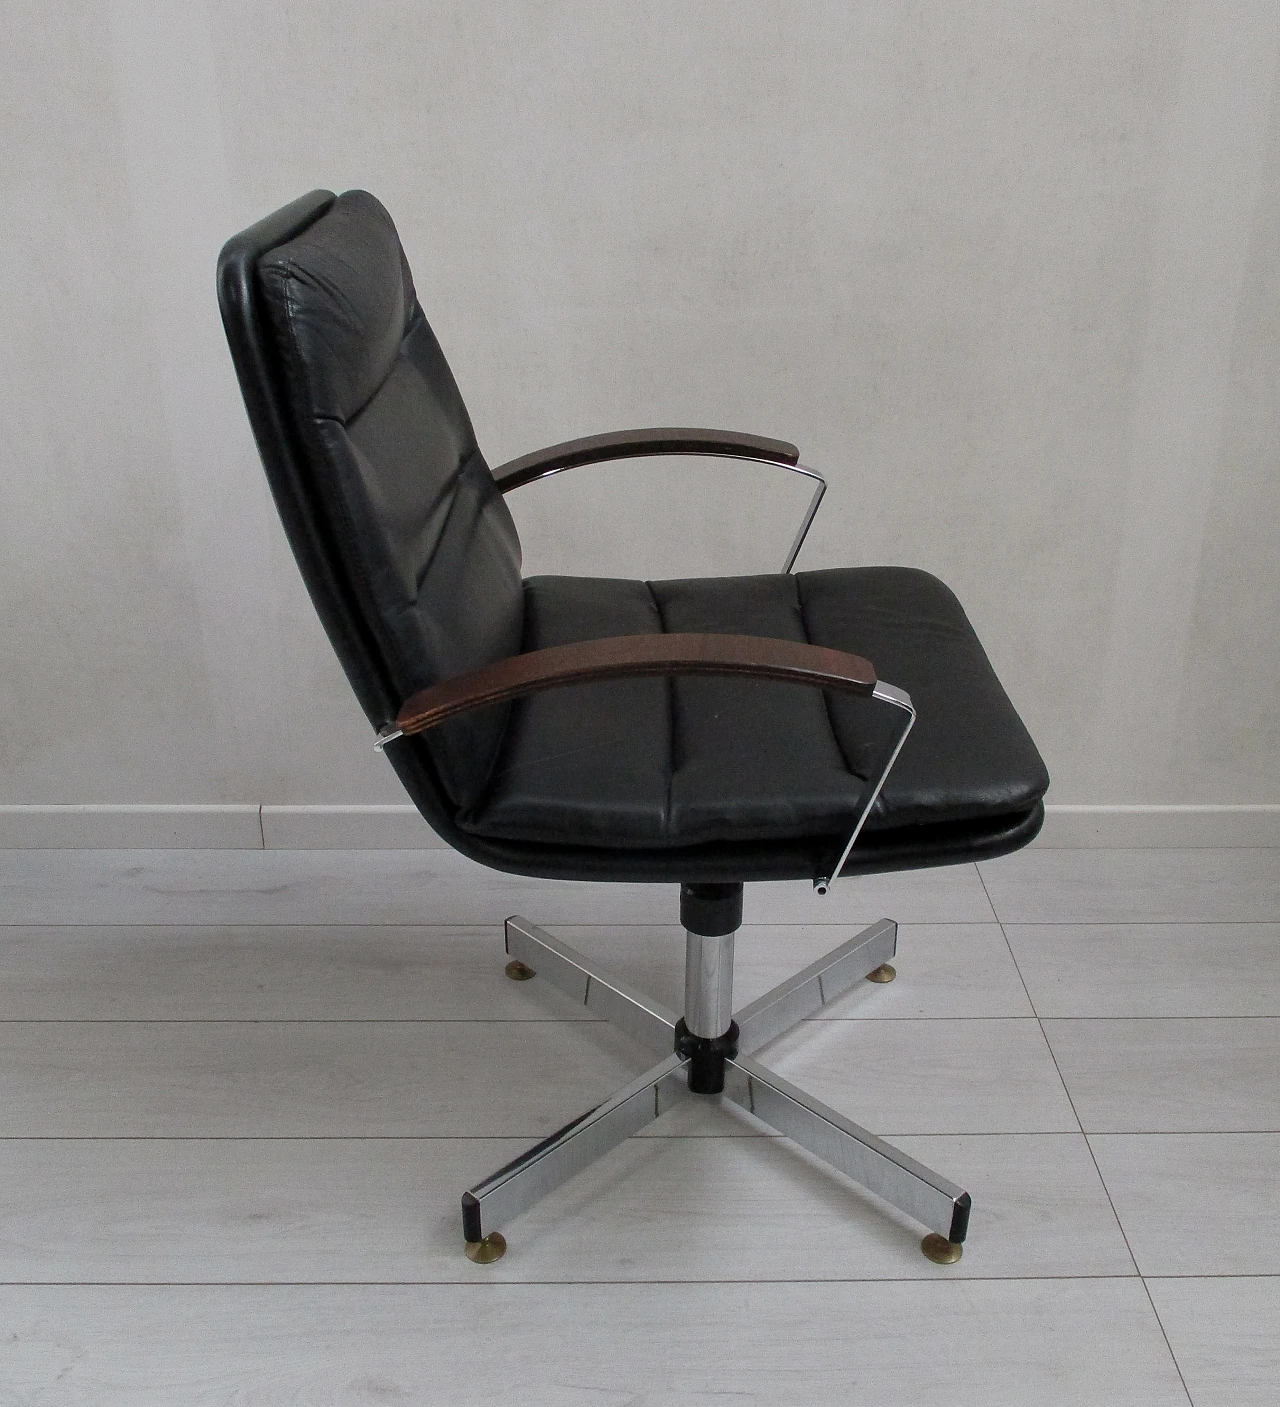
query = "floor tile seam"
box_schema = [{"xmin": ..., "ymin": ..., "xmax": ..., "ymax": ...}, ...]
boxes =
[
  {"xmin": 999, "ymin": 920, "xmax": 1280, "ymax": 929},
  {"xmin": 975, "ymin": 859, "xmax": 1009, "ymax": 925},
  {"xmin": 1043, "ymin": 1039, "xmax": 1148, "ymax": 1280},
  {"xmin": 977, "ymin": 867, "xmax": 1041, "ymax": 1023},
  {"xmin": 0, "ymin": 1130, "xmax": 1103, "ymax": 1144},
  {"xmin": 1022, "ymin": 1014, "xmax": 1280, "ymax": 1021},
  {"xmin": 0, "ymin": 1133, "xmax": 791, "ymax": 1142},
  {"xmin": 3, "ymin": 1016, "xmax": 1278, "ymax": 1028},
  {"xmin": 0, "ymin": 1273, "xmax": 1169, "ymax": 1288},
  {"xmin": 961, "ymin": 915, "xmax": 1279, "ymax": 926},
  {"xmin": 1141, "ymin": 1272, "xmax": 1280, "ymax": 1281},
  {"xmin": 1087, "ymin": 1130, "xmax": 1280, "ymax": 1145},
  {"xmin": 0, "ymin": 1015, "xmax": 1088, "ymax": 1026},
  {"xmin": 1038, "ymin": 1015, "xmax": 1280, "ymax": 1023},
  {"xmin": 14, "ymin": 918, "xmax": 1277, "ymax": 935},
  {"xmin": 1075, "ymin": 1124, "xmax": 1147, "ymax": 1284},
  {"xmin": 980, "ymin": 867, "xmax": 1147, "ymax": 1287},
  {"xmin": 3, "ymin": 1276, "xmax": 1276, "ymax": 1289},
  {"xmin": 0, "ymin": 919, "xmax": 1009, "ymax": 929},
  {"xmin": 0, "ymin": 1128, "xmax": 1099, "ymax": 1140},
  {"xmin": 0, "ymin": 921, "xmax": 1006, "ymax": 931},
  {"xmin": 1061, "ymin": 1127, "xmax": 1280, "ymax": 1135},
  {"xmin": 967, "ymin": 860, "xmax": 999, "ymax": 922},
  {"xmin": 1137, "ymin": 1275, "xmax": 1196, "ymax": 1405}
]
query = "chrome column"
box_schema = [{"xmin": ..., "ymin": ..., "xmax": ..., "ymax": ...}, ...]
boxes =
[{"xmin": 683, "ymin": 928, "xmax": 735, "ymax": 1038}]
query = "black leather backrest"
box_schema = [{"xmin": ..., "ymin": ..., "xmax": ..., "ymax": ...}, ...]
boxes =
[{"xmin": 218, "ymin": 190, "xmax": 524, "ymax": 811}]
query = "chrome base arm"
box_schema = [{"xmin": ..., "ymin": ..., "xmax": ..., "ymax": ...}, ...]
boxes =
[
  {"xmin": 504, "ymin": 916, "xmax": 678, "ymax": 1055},
  {"xmin": 462, "ymin": 1052, "xmax": 689, "ymax": 1243},
  {"xmin": 723, "ymin": 1054, "xmax": 970, "ymax": 1243},
  {"xmin": 463, "ymin": 914, "xmax": 971, "ymax": 1253},
  {"xmin": 734, "ymin": 918, "xmax": 897, "ymax": 1054}
]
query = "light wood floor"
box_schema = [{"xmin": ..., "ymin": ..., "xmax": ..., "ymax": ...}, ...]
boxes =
[{"xmin": 1, "ymin": 846, "xmax": 1277, "ymax": 1404}]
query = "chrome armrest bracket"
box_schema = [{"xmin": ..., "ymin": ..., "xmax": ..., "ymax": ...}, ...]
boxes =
[
  {"xmin": 813, "ymin": 679, "xmax": 917, "ymax": 894},
  {"xmin": 777, "ymin": 462, "xmax": 826, "ymax": 573},
  {"xmin": 503, "ymin": 452, "xmax": 827, "ymax": 575}
]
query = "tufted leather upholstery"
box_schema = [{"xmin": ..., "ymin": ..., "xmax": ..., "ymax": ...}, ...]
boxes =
[
  {"xmin": 218, "ymin": 189, "xmax": 1049, "ymax": 885},
  {"xmin": 253, "ymin": 191, "xmax": 524, "ymax": 810},
  {"xmin": 467, "ymin": 568, "xmax": 1048, "ymax": 848}
]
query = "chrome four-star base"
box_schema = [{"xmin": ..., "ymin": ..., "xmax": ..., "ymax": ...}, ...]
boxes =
[{"xmin": 461, "ymin": 915, "xmax": 970, "ymax": 1264}]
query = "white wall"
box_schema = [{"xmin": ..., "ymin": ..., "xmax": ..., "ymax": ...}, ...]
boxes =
[{"xmin": 2, "ymin": 1, "xmax": 1278, "ymax": 845}]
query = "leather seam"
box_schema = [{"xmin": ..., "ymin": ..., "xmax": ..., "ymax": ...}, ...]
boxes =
[
  {"xmin": 647, "ymin": 579, "xmax": 675, "ymax": 838},
  {"xmin": 458, "ymin": 558, "xmax": 524, "ymax": 819},
  {"xmin": 794, "ymin": 572, "xmax": 862, "ymax": 783},
  {"xmin": 274, "ymin": 269, "xmax": 387, "ymax": 667},
  {"xmin": 320, "ymin": 304, "xmax": 425, "ymax": 429},
  {"xmin": 272, "ymin": 266, "xmax": 433, "ymax": 789},
  {"xmin": 273, "ymin": 266, "xmax": 420, "ymax": 428}
]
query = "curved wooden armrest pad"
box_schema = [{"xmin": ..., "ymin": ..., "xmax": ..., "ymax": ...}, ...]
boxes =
[
  {"xmin": 491, "ymin": 427, "xmax": 800, "ymax": 492},
  {"xmin": 395, "ymin": 633, "xmax": 876, "ymax": 736}
]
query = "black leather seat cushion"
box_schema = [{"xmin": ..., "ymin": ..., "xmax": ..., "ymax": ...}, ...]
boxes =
[{"xmin": 461, "ymin": 566, "xmax": 1049, "ymax": 849}]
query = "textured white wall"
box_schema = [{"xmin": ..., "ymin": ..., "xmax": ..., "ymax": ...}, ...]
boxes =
[{"xmin": 2, "ymin": 0, "xmax": 1278, "ymax": 823}]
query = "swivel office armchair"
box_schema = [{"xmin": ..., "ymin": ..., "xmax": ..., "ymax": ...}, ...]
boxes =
[{"xmin": 217, "ymin": 190, "xmax": 1049, "ymax": 1266}]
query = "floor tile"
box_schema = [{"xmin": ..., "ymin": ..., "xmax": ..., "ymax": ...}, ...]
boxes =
[
  {"xmin": 761, "ymin": 1016, "xmax": 1078, "ymax": 1134},
  {"xmin": 1, "ymin": 843, "xmax": 1258, "ymax": 1402},
  {"xmin": 1044, "ymin": 1018, "xmax": 1280, "ymax": 1132},
  {"xmin": 1090, "ymin": 1134, "xmax": 1280, "ymax": 1275},
  {"xmin": 0, "ymin": 1016, "xmax": 1075, "ymax": 1141},
  {"xmin": 1146, "ymin": 1277, "xmax": 1280, "ymax": 1407},
  {"xmin": 1, "ymin": 1280, "xmax": 1189, "ymax": 1405},
  {"xmin": 0, "ymin": 847, "xmax": 659, "ymax": 926},
  {"xmin": 1006, "ymin": 923, "xmax": 1280, "ymax": 1017},
  {"xmin": 0, "ymin": 925, "xmax": 559, "ymax": 1022},
  {"xmin": 0, "ymin": 848, "xmax": 992, "ymax": 926},
  {"xmin": 979, "ymin": 849, "xmax": 1280, "ymax": 923},
  {"xmin": 0, "ymin": 1020, "xmax": 645, "ymax": 1138},
  {"xmin": 0, "ymin": 1133, "xmax": 1132, "ymax": 1284},
  {"xmin": 0, "ymin": 922, "xmax": 1032, "ymax": 1022}
]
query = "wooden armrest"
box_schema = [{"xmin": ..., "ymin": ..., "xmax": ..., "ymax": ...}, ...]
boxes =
[
  {"xmin": 491, "ymin": 427, "xmax": 800, "ymax": 493},
  {"xmin": 394, "ymin": 633, "xmax": 876, "ymax": 737}
]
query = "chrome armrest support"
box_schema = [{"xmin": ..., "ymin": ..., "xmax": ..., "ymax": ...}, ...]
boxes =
[
  {"xmin": 813, "ymin": 679, "xmax": 917, "ymax": 894},
  {"xmin": 776, "ymin": 461, "xmax": 826, "ymax": 573},
  {"xmin": 501, "ymin": 450, "xmax": 827, "ymax": 575}
]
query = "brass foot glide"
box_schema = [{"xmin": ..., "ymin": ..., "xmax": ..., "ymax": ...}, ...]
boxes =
[
  {"xmin": 921, "ymin": 1233, "xmax": 963, "ymax": 1265},
  {"xmin": 461, "ymin": 912, "xmax": 973, "ymax": 1267},
  {"xmin": 464, "ymin": 1232, "xmax": 507, "ymax": 1265}
]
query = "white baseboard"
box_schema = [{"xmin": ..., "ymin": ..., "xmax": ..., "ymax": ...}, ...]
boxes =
[
  {"xmin": 0, "ymin": 803, "xmax": 1277, "ymax": 850},
  {"xmin": 1033, "ymin": 804, "xmax": 1280, "ymax": 847},
  {"xmin": 259, "ymin": 805, "xmax": 442, "ymax": 849},
  {"xmin": 0, "ymin": 805, "xmax": 264, "ymax": 849}
]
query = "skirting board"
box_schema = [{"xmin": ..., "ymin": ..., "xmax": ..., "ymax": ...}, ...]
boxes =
[{"xmin": 0, "ymin": 803, "xmax": 1277, "ymax": 849}]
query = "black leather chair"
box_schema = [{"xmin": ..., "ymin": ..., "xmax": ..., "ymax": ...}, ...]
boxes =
[{"xmin": 218, "ymin": 190, "xmax": 1049, "ymax": 1266}]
